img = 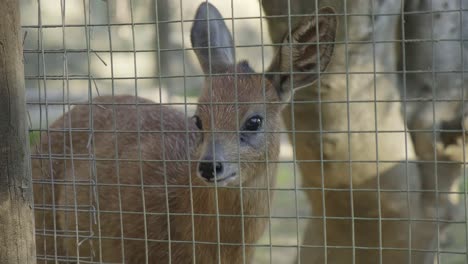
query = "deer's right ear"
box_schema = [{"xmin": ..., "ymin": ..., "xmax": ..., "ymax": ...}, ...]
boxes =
[
  {"xmin": 191, "ymin": 3, "xmax": 235, "ymax": 74},
  {"xmin": 267, "ymin": 7, "xmax": 337, "ymax": 102}
]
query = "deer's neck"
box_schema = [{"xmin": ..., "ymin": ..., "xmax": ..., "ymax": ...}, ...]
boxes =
[
  {"xmin": 166, "ymin": 165, "xmax": 273, "ymax": 259},
  {"xmin": 172, "ymin": 137, "xmax": 278, "ymax": 261},
  {"xmin": 189, "ymin": 167, "xmax": 274, "ymax": 216},
  {"xmin": 185, "ymin": 169, "xmax": 274, "ymax": 262}
]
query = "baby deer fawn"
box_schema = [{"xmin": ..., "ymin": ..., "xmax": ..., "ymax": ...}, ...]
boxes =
[{"xmin": 33, "ymin": 3, "xmax": 336, "ymax": 263}]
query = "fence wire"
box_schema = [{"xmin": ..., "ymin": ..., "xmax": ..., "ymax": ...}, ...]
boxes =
[{"xmin": 22, "ymin": 0, "xmax": 468, "ymax": 263}]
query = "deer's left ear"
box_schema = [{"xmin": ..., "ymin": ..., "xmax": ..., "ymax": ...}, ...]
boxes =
[{"xmin": 267, "ymin": 7, "xmax": 337, "ymax": 101}]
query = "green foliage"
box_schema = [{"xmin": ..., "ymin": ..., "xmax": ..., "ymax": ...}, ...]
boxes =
[{"xmin": 29, "ymin": 131, "xmax": 40, "ymax": 146}]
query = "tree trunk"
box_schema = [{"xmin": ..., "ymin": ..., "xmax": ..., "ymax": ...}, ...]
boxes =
[
  {"xmin": 404, "ymin": 0, "xmax": 468, "ymax": 227},
  {"xmin": 0, "ymin": 0, "xmax": 36, "ymax": 263}
]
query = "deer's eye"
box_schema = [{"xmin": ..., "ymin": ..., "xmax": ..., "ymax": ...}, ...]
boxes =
[
  {"xmin": 243, "ymin": 115, "xmax": 263, "ymax": 131},
  {"xmin": 193, "ymin": 115, "xmax": 203, "ymax": 130}
]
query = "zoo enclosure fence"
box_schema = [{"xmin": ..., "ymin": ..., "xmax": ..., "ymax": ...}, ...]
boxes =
[{"xmin": 22, "ymin": 0, "xmax": 468, "ymax": 263}]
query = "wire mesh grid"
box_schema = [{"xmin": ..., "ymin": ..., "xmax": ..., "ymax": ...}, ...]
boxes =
[{"xmin": 21, "ymin": 0, "xmax": 468, "ymax": 263}]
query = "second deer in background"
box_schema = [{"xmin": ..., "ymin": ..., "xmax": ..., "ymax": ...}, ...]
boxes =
[{"xmin": 261, "ymin": 0, "xmax": 450, "ymax": 263}]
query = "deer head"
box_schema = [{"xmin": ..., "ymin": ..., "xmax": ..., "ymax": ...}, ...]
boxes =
[{"xmin": 190, "ymin": 2, "xmax": 337, "ymax": 186}]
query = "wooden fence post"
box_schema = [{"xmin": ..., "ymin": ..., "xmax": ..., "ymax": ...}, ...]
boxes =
[{"xmin": 0, "ymin": 0, "xmax": 36, "ymax": 263}]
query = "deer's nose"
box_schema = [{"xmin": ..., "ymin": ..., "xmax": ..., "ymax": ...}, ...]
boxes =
[{"xmin": 198, "ymin": 161, "xmax": 223, "ymax": 181}]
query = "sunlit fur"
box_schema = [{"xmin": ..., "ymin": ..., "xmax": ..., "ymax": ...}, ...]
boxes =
[
  {"xmin": 32, "ymin": 3, "xmax": 337, "ymax": 263},
  {"xmin": 32, "ymin": 65, "xmax": 284, "ymax": 263}
]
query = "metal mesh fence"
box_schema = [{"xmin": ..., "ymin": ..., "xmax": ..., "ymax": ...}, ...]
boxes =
[{"xmin": 22, "ymin": 0, "xmax": 468, "ymax": 263}]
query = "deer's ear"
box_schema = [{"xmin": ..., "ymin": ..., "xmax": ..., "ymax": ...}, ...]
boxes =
[
  {"xmin": 267, "ymin": 7, "xmax": 337, "ymax": 101},
  {"xmin": 191, "ymin": 3, "xmax": 235, "ymax": 74}
]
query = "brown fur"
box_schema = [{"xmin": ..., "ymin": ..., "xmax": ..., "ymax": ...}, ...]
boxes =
[
  {"xmin": 33, "ymin": 67, "xmax": 284, "ymax": 263},
  {"xmin": 32, "ymin": 3, "xmax": 337, "ymax": 263},
  {"xmin": 261, "ymin": 1, "xmax": 443, "ymax": 263}
]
